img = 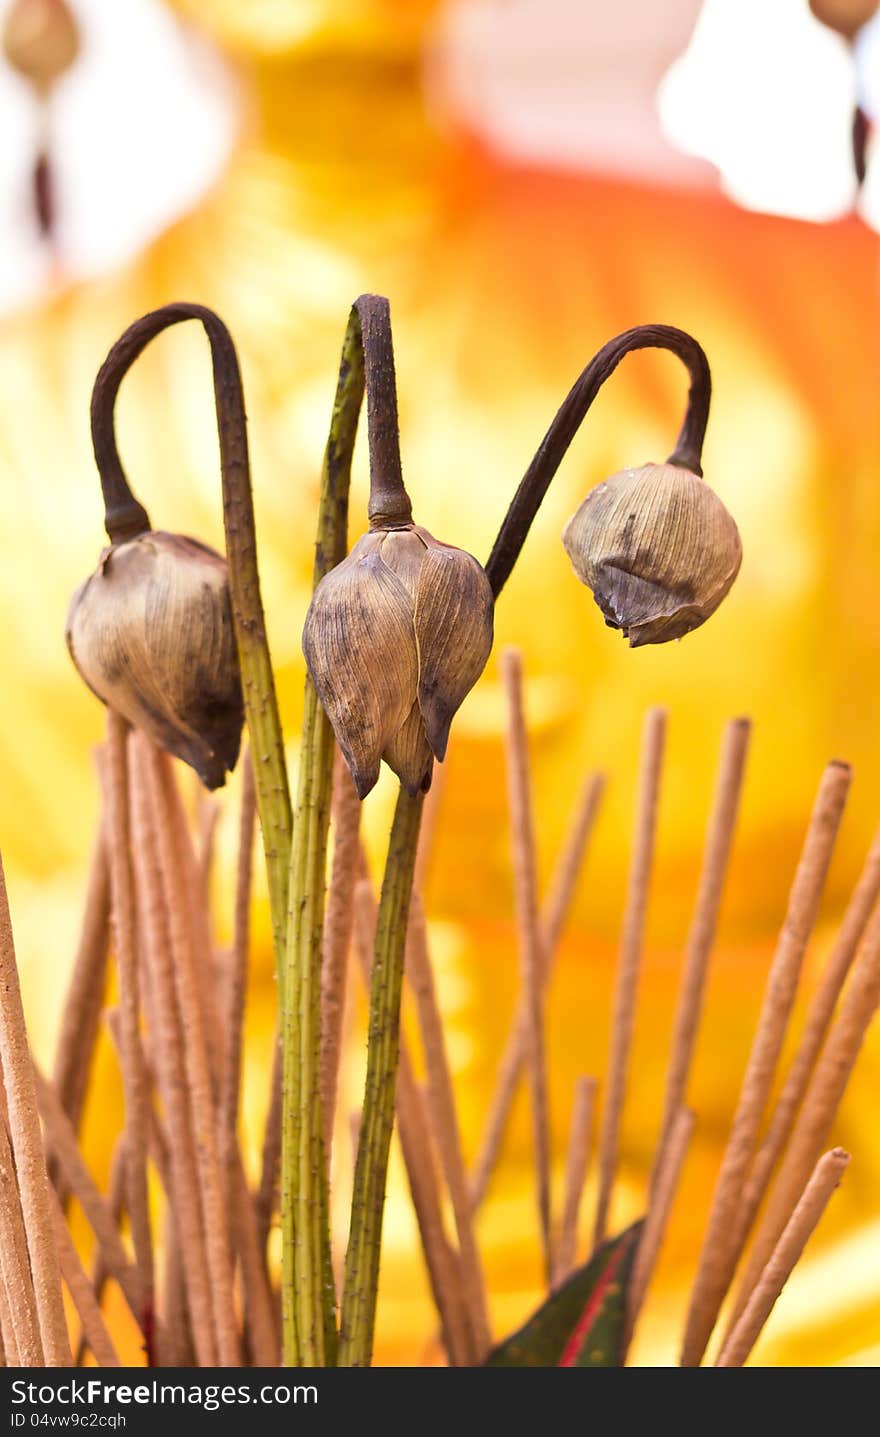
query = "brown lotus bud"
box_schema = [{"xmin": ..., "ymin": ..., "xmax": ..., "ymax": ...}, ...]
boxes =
[
  {"xmin": 808, "ymin": 1, "xmax": 879, "ymax": 38},
  {"xmin": 66, "ymin": 531, "xmax": 244, "ymax": 790},
  {"xmin": 3, "ymin": 0, "xmax": 79, "ymax": 91},
  {"xmin": 562, "ymin": 462, "xmax": 741, "ymax": 648},
  {"xmin": 303, "ymin": 524, "xmax": 494, "ymax": 799}
]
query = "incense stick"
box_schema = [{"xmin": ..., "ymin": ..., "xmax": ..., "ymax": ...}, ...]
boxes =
[
  {"xmin": 0, "ymin": 1267, "xmax": 19, "ymax": 1366},
  {"xmin": 233, "ymin": 1155, "xmax": 280, "ymax": 1365},
  {"xmin": 150, "ymin": 1102, "xmax": 196, "ymax": 1368},
  {"xmin": 320, "ymin": 753, "xmax": 362, "ymax": 1154},
  {"xmin": 650, "ymin": 719, "xmax": 749, "ymax": 1190},
  {"xmin": 729, "ymin": 898, "xmax": 880, "ymax": 1328},
  {"xmin": 398, "ymin": 1053, "xmax": 475, "ymax": 1367},
  {"xmin": 0, "ymin": 857, "xmax": 70, "ymax": 1365},
  {"xmin": 593, "ymin": 706, "xmax": 667, "ymax": 1249},
  {"xmin": 103, "ymin": 713, "xmax": 155, "ymax": 1326},
  {"xmin": 102, "ymin": 1005, "xmax": 158, "ymax": 1352},
  {"xmin": 471, "ymin": 772, "xmax": 604, "ymax": 1211},
  {"xmin": 554, "ymin": 1075, "xmax": 597, "ymax": 1284},
  {"xmin": 543, "ymin": 773, "xmax": 606, "ymax": 955},
  {"xmin": 721, "ymin": 821, "xmax": 880, "ymax": 1339},
  {"xmin": 51, "ymin": 822, "xmax": 110, "ymax": 1148},
  {"xmin": 168, "ymin": 762, "xmax": 269, "ymax": 1332},
  {"xmin": 48, "ymin": 1183, "xmax": 121, "ymax": 1367},
  {"xmin": 170, "ymin": 771, "xmax": 224, "ymax": 1091},
  {"xmin": 716, "ymin": 1149, "xmax": 850, "ymax": 1368},
  {"xmin": 140, "ymin": 1113, "xmax": 192, "ymax": 1370},
  {"xmin": 413, "ymin": 756, "xmax": 446, "ymax": 896},
  {"xmin": 196, "ymin": 794, "xmax": 221, "ymax": 908},
  {"xmin": 213, "ymin": 752, "xmax": 280, "ymax": 1368},
  {"xmin": 500, "ymin": 647, "xmax": 552, "ymax": 1279},
  {"xmin": 159, "ymin": 1209, "xmax": 192, "ymax": 1368},
  {"xmin": 74, "ymin": 1136, "xmax": 126, "ymax": 1367},
  {"xmin": 33, "ymin": 1065, "xmax": 141, "ymax": 1332},
  {"xmin": 680, "ymin": 759, "xmax": 851, "ymax": 1367},
  {"xmin": 623, "ymin": 1107, "xmax": 694, "ymax": 1360},
  {"xmin": 406, "ymin": 893, "xmax": 491, "ymax": 1356},
  {"xmin": 219, "ymin": 750, "xmax": 256, "ymax": 1218},
  {"xmin": 0, "ymin": 1116, "xmax": 42, "ymax": 1363},
  {"xmin": 146, "ymin": 743, "xmax": 241, "ymax": 1365},
  {"xmin": 104, "ymin": 1000, "xmax": 209, "ymax": 1356},
  {"xmin": 128, "ymin": 734, "xmax": 218, "ymax": 1367}
]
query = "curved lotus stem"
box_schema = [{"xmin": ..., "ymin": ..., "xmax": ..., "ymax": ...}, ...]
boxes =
[
  {"xmin": 89, "ymin": 303, "xmax": 291, "ymax": 978},
  {"xmin": 485, "ymin": 324, "xmax": 711, "ymax": 599}
]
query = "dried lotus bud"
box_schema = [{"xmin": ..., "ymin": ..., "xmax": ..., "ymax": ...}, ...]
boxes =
[
  {"xmin": 808, "ymin": 1, "xmax": 879, "ymax": 38},
  {"xmin": 3, "ymin": 0, "xmax": 79, "ymax": 91},
  {"xmin": 66, "ymin": 531, "xmax": 244, "ymax": 790},
  {"xmin": 562, "ymin": 462, "xmax": 741, "ymax": 647},
  {"xmin": 303, "ymin": 524, "xmax": 494, "ymax": 799}
]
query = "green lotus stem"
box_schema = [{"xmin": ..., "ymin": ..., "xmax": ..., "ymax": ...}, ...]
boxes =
[
  {"xmin": 281, "ymin": 682, "xmax": 336, "ymax": 1366},
  {"xmin": 338, "ymin": 785, "xmax": 425, "ymax": 1367},
  {"xmin": 281, "ymin": 309, "xmax": 364, "ymax": 1365},
  {"xmin": 322, "ymin": 294, "xmax": 429, "ymax": 1368},
  {"xmin": 89, "ymin": 302, "xmax": 293, "ymax": 983}
]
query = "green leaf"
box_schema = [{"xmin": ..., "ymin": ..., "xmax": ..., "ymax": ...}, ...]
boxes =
[{"xmin": 486, "ymin": 1221, "xmax": 643, "ymax": 1368}]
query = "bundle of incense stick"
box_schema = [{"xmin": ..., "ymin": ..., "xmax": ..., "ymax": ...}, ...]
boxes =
[{"xmin": 0, "ymin": 645, "xmax": 876, "ymax": 1368}]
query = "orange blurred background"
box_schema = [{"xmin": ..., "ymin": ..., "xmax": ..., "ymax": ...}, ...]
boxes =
[{"xmin": 1, "ymin": 0, "xmax": 879, "ymax": 1365}]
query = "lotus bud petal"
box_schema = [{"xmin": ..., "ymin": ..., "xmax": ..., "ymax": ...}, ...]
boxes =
[
  {"xmin": 302, "ymin": 533, "xmax": 418, "ymax": 799},
  {"xmin": 383, "ymin": 703, "xmax": 435, "ymax": 797},
  {"xmin": 562, "ymin": 462, "xmax": 741, "ymax": 647},
  {"xmin": 3, "ymin": 0, "xmax": 79, "ymax": 91},
  {"xmin": 414, "ymin": 540, "xmax": 494, "ymax": 761},
  {"xmin": 303, "ymin": 523, "xmax": 494, "ymax": 798},
  {"xmin": 66, "ymin": 531, "xmax": 244, "ymax": 789},
  {"xmin": 377, "ymin": 528, "xmax": 428, "ymax": 596}
]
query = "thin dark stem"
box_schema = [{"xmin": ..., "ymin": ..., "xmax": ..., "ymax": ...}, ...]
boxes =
[
  {"xmin": 485, "ymin": 324, "xmax": 711, "ymax": 598},
  {"xmin": 91, "ymin": 303, "xmax": 252, "ymax": 548},
  {"xmin": 853, "ymin": 103, "xmax": 869, "ymax": 188},
  {"xmin": 354, "ymin": 295, "xmax": 412, "ymax": 529},
  {"xmin": 89, "ymin": 303, "xmax": 292, "ymax": 980}
]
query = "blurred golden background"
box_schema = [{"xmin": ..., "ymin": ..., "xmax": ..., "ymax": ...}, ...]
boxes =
[{"xmin": 1, "ymin": 0, "xmax": 879, "ymax": 1365}]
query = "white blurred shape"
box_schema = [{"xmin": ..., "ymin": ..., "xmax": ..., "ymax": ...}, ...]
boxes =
[
  {"xmin": 853, "ymin": 10, "xmax": 880, "ymax": 111},
  {"xmin": 436, "ymin": 0, "xmax": 880, "ymax": 229},
  {"xmin": 430, "ymin": 0, "xmax": 712, "ymax": 184},
  {"xmin": 852, "ymin": 15, "xmax": 880, "ymax": 227},
  {"xmin": 0, "ymin": 0, "xmax": 237, "ymax": 312},
  {"xmin": 658, "ymin": 0, "xmax": 858, "ymax": 222}
]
